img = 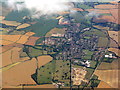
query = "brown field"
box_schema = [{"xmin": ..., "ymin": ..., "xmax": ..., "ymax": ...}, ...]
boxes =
[
  {"xmin": 25, "ymin": 36, "xmax": 40, "ymax": 46},
  {"xmin": 86, "ymin": 9, "xmax": 110, "ymax": 14},
  {"xmin": 23, "ymin": 84, "xmax": 56, "ymax": 88},
  {"xmin": 16, "ymin": 23, "xmax": 31, "ymax": 30},
  {"xmin": 110, "ymin": 38, "xmax": 119, "ymax": 48},
  {"xmin": 93, "ymin": 25, "xmax": 109, "ymax": 30},
  {"xmin": 94, "ymin": 70, "xmax": 119, "ymax": 88},
  {"xmin": 2, "ymin": 58, "xmax": 37, "ymax": 87},
  {"xmin": 0, "ymin": 32, "xmax": 35, "ymax": 45},
  {"xmin": 1, "ymin": 47, "xmax": 23, "ymax": 67},
  {"xmin": 45, "ymin": 28, "xmax": 67, "ymax": 37},
  {"xmin": 58, "ymin": 11, "xmax": 70, "ymax": 15},
  {"xmin": 1, "ymin": 43, "xmax": 24, "ymax": 53},
  {"xmin": 72, "ymin": 8, "xmax": 84, "ymax": 11},
  {"xmin": 97, "ymin": 81, "xmax": 112, "ymax": 88},
  {"xmin": 97, "ymin": 60, "xmax": 119, "ymax": 70},
  {"xmin": 95, "ymin": 4, "xmax": 117, "ymax": 9},
  {"xmin": 108, "ymin": 48, "xmax": 120, "ymax": 57},
  {"xmin": 37, "ymin": 55, "xmax": 53, "ymax": 68},
  {"xmin": 1, "ymin": 20, "xmax": 21, "ymax": 26},
  {"xmin": 108, "ymin": 31, "xmax": 119, "ymax": 45}
]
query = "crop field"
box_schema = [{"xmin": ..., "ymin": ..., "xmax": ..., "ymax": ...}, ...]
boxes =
[
  {"xmin": 97, "ymin": 81, "xmax": 111, "ymax": 88},
  {"xmin": 53, "ymin": 60, "xmax": 70, "ymax": 81},
  {"xmin": 83, "ymin": 29, "xmax": 107, "ymax": 37},
  {"xmin": 37, "ymin": 55, "xmax": 53, "ymax": 68},
  {"xmin": 94, "ymin": 4, "xmax": 117, "ymax": 9},
  {"xmin": 2, "ymin": 58, "xmax": 37, "ymax": 87},
  {"xmin": 16, "ymin": 23, "xmax": 31, "ymax": 30},
  {"xmin": 108, "ymin": 31, "xmax": 119, "ymax": 45},
  {"xmin": 108, "ymin": 48, "xmax": 120, "ymax": 57},
  {"xmin": 109, "ymin": 38, "xmax": 119, "ymax": 48},
  {"xmin": 1, "ymin": 47, "xmax": 22, "ymax": 67},
  {"xmin": 1, "ymin": 20, "xmax": 21, "ymax": 26},
  {"xmin": 37, "ymin": 60, "xmax": 55, "ymax": 84},
  {"xmin": 83, "ymin": 50, "xmax": 94, "ymax": 60},
  {"xmin": 94, "ymin": 70, "xmax": 119, "ymax": 88},
  {"xmin": 97, "ymin": 60, "xmax": 119, "ymax": 70}
]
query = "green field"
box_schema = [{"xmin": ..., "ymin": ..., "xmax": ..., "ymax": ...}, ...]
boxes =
[
  {"xmin": 83, "ymin": 50, "xmax": 94, "ymax": 60},
  {"xmin": 37, "ymin": 60, "xmax": 56, "ymax": 84},
  {"xmin": 53, "ymin": 60, "xmax": 70, "ymax": 81},
  {"xmin": 83, "ymin": 28, "xmax": 107, "ymax": 37},
  {"xmin": 97, "ymin": 37, "xmax": 109, "ymax": 48}
]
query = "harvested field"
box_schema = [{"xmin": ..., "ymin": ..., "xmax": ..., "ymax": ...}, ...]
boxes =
[
  {"xmin": 16, "ymin": 23, "xmax": 31, "ymax": 30},
  {"xmin": 110, "ymin": 38, "xmax": 119, "ymax": 48},
  {"xmin": 72, "ymin": 8, "xmax": 84, "ymax": 11},
  {"xmin": 1, "ymin": 20, "xmax": 21, "ymax": 26},
  {"xmin": 108, "ymin": 48, "xmax": 120, "ymax": 56},
  {"xmin": 2, "ymin": 58, "xmax": 37, "ymax": 87},
  {"xmin": 86, "ymin": 9, "xmax": 110, "ymax": 14},
  {"xmin": 37, "ymin": 55, "xmax": 53, "ymax": 68},
  {"xmin": 95, "ymin": 4, "xmax": 117, "ymax": 9},
  {"xmin": 97, "ymin": 60, "xmax": 119, "ymax": 70},
  {"xmin": 108, "ymin": 31, "xmax": 119, "ymax": 45},
  {"xmin": 93, "ymin": 15, "xmax": 115, "ymax": 23},
  {"xmin": 25, "ymin": 36, "xmax": 40, "ymax": 46},
  {"xmin": 93, "ymin": 25, "xmax": 109, "ymax": 30},
  {"xmin": 0, "ymin": 32, "xmax": 35, "ymax": 45},
  {"xmin": 23, "ymin": 84, "xmax": 56, "ymax": 88},
  {"xmin": 94, "ymin": 70, "xmax": 119, "ymax": 88},
  {"xmin": 97, "ymin": 81, "xmax": 112, "ymax": 88},
  {"xmin": 1, "ymin": 47, "xmax": 23, "ymax": 67}
]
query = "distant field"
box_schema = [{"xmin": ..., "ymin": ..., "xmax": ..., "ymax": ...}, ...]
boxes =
[
  {"xmin": 37, "ymin": 60, "xmax": 55, "ymax": 84},
  {"xmin": 16, "ymin": 23, "xmax": 31, "ymax": 30},
  {"xmin": 108, "ymin": 31, "xmax": 119, "ymax": 45},
  {"xmin": 83, "ymin": 50, "xmax": 94, "ymax": 60},
  {"xmin": 37, "ymin": 55, "xmax": 53, "ymax": 68},
  {"xmin": 83, "ymin": 29, "xmax": 107, "ymax": 37},
  {"xmin": 97, "ymin": 60, "xmax": 119, "ymax": 70},
  {"xmin": 108, "ymin": 48, "xmax": 120, "ymax": 56},
  {"xmin": 94, "ymin": 70, "xmax": 119, "ymax": 88}
]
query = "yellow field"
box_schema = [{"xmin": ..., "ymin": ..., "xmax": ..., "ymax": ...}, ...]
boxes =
[
  {"xmin": 2, "ymin": 58, "xmax": 37, "ymax": 87},
  {"xmin": 94, "ymin": 70, "xmax": 119, "ymax": 88},
  {"xmin": 1, "ymin": 20, "xmax": 21, "ymax": 26},
  {"xmin": 1, "ymin": 47, "xmax": 23, "ymax": 67},
  {"xmin": 37, "ymin": 55, "xmax": 53, "ymax": 68},
  {"xmin": 93, "ymin": 25, "xmax": 109, "ymax": 30},
  {"xmin": 16, "ymin": 23, "xmax": 31, "ymax": 30},
  {"xmin": 97, "ymin": 81, "xmax": 112, "ymax": 88},
  {"xmin": 45, "ymin": 28, "xmax": 67, "ymax": 37},
  {"xmin": 108, "ymin": 48, "xmax": 120, "ymax": 56},
  {"xmin": 0, "ymin": 32, "xmax": 35, "ymax": 45}
]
